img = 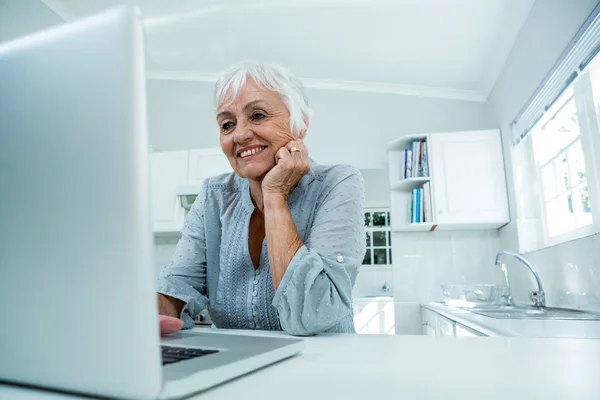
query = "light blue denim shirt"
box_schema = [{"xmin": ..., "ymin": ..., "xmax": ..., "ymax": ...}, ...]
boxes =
[{"xmin": 157, "ymin": 160, "xmax": 366, "ymax": 336}]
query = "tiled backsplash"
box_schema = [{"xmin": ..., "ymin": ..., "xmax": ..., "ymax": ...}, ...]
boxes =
[
  {"xmin": 392, "ymin": 230, "xmax": 505, "ymax": 304},
  {"xmin": 391, "ymin": 230, "xmax": 504, "ymax": 334},
  {"xmin": 500, "ymin": 226, "xmax": 600, "ymax": 311}
]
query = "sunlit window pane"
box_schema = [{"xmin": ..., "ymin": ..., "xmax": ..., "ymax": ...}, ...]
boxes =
[
  {"xmin": 573, "ymin": 186, "xmax": 593, "ymax": 229},
  {"xmin": 568, "ymin": 140, "xmax": 586, "ymax": 187},
  {"xmin": 542, "ymin": 163, "xmax": 557, "ymax": 200},
  {"xmin": 533, "ymin": 93, "xmax": 580, "ymax": 165},
  {"xmin": 558, "ymin": 155, "xmax": 570, "ymax": 192}
]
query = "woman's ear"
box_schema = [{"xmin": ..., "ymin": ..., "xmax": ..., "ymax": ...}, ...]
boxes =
[{"xmin": 298, "ymin": 129, "xmax": 307, "ymax": 139}]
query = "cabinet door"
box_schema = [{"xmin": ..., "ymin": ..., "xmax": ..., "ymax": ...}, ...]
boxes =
[
  {"xmin": 421, "ymin": 308, "xmax": 439, "ymax": 336},
  {"xmin": 187, "ymin": 148, "xmax": 233, "ymax": 185},
  {"xmin": 151, "ymin": 151, "xmax": 188, "ymax": 233},
  {"xmin": 429, "ymin": 130, "xmax": 509, "ymax": 227},
  {"xmin": 436, "ymin": 315, "xmax": 455, "ymax": 337}
]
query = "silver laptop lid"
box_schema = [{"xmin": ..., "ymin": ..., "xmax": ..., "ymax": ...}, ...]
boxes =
[{"xmin": 0, "ymin": 6, "xmax": 163, "ymax": 399}]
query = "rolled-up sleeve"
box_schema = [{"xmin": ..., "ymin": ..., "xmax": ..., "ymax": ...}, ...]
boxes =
[
  {"xmin": 273, "ymin": 168, "xmax": 366, "ymax": 336},
  {"xmin": 157, "ymin": 181, "xmax": 209, "ymax": 329}
]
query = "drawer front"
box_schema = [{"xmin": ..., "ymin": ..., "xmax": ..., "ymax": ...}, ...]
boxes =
[{"xmin": 436, "ymin": 315, "xmax": 455, "ymax": 337}]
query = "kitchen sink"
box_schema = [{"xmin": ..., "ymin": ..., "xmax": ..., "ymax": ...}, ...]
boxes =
[{"xmin": 468, "ymin": 306, "xmax": 600, "ymax": 320}]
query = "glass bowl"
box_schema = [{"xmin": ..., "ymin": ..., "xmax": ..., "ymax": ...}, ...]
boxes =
[{"xmin": 441, "ymin": 284, "xmax": 509, "ymax": 308}]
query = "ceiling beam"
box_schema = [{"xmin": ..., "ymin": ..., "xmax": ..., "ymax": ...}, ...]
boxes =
[{"xmin": 146, "ymin": 70, "xmax": 486, "ymax": 102}]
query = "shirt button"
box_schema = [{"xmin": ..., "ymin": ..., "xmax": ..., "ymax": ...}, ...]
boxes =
[
  {"xmin": 253, "ymin": 291, "xmax": 258, "ymax": 297},
  {"xmin": 253, "ymin": 316, "xmax": 259, "ymax": 323},
  {"xmin": 253, "ymin": 279, "xmax": 259, "ymax": 284},
  {"xmin": 336, "ymin": 255, "xmax": 344, "ymax": 263},
  {"xmin": 255, "ymin": 269, "xmax": 260, "ymax": 275}
]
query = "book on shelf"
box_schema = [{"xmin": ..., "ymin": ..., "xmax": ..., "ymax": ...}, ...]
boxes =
[
  {"xmin": 408, "ymin": 184, "xmax": 434, "ymax": 224},
  {"xmin": 423, "ymin": 182, "xmax": 432, "ymax": 223},
  {"xmin": 402, "ymin": 140, "xmax": 430, "ymax": 179}
]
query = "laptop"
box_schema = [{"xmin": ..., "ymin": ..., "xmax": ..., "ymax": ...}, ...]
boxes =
[{"xmin": 0, "ymin": 5, "xmax": 303, "ymax": 400}]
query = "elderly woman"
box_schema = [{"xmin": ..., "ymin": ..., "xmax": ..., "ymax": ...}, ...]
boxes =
[{"xmin": 157, "ymin": 61, "xmax": 365, "ymax": 336}]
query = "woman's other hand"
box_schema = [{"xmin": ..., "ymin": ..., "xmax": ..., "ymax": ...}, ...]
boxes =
[
  {"xmin": 262, "ymin": 138, "xmax": 310, "ymax": 199},
  {"xmin": 158, "ymin": 293, "xmax": 184, "ymax": 335},
  {"xmin": 159, "ymin": 315, "xmax": 184, "ymax": 335}
]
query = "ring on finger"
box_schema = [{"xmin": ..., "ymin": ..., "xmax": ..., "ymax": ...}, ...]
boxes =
[{"xmin": 289, "ymin": 147, "xmax": 300, "ymax": 153}]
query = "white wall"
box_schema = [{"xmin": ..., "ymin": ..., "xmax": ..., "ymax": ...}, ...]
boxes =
[
  {"xmin": 487, "ymin": 0, "xmax": 600, "ymax": 310},
  {"xmin": 147, "ymin": 80, "xmax": 497, "ymax": 169},
  {"xmin": 361, "ymin": 169, "xmax": 390, "ymax": 207}
]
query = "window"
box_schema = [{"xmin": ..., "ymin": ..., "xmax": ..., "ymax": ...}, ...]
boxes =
[
  {"xmin": 362, "ymin": 208, "xmax": 392, "ymax": 266},
  {"xmin": 520, "ymin": 55, "xmax": 600, "ymax": 249},
  {"xmin": 511, "ymin": 6, "xmax": 600, "ymax": 251},
  {"xmin": 532, "ymin": 89, "xmax": 592, "ymax": 238}
]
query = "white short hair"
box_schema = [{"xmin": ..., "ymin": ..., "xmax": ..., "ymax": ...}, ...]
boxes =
[{"xmin": 214, "ymin": 61, "xmax": 313, "ymax": 137}]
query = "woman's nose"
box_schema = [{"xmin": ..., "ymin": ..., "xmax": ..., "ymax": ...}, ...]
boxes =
[{"xmin": 233, "ymin": 121, "xmax": 254, "ymax": 143}]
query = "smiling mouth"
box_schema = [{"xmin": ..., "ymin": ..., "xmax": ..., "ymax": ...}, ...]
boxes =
[{"xmin": 238, "ymin": 146, "xmax": 267, "ymax": 158}]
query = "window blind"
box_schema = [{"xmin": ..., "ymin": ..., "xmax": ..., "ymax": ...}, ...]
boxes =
[{"xmin": 512, "ymin": 3, "xmax": 600, "ymax": 145}]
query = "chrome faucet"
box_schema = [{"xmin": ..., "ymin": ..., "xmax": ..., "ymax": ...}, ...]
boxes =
[{"xmin": 495, "ymin": 251, "xmax": 546, "ymax": 307}]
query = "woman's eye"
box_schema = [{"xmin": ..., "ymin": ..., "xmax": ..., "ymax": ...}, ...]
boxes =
[
  {"xmin": 222, "ymin": 121, "xmax": 234, "ymax": 131},
  {"xmin": 252, "ymin": 113, "xmax": 266, "ymax": 120}
]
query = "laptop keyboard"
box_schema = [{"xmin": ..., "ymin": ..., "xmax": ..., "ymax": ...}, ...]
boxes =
[{"xmin": 161, "ymin": 345, "xmax": 219, "ymax": 366}]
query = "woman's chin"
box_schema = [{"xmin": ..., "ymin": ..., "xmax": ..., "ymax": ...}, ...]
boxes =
[{"xmin": 238, "ymin": 161, "xmax": 274, "ymax": 180}]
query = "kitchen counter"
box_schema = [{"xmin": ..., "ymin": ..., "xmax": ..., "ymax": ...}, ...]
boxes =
[
  {"xmin": 2, "ymin": 328, "xmax": 600, "ymax": 399},
  {"xmin": 424, "ymin": 302, "xmax": 600, "ymax": 338}
]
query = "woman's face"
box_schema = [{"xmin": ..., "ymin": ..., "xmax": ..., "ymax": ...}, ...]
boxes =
[{"xmin": 217, "ymin": 79, "xmax": 298, "ymax": 180}]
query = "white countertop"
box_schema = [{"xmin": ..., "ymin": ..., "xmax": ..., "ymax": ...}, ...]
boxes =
[
  {"xmin": 423, "ymin": 302, "xmax": 600, "ymax": 338},
  {"xmin": 2, "ymin": 328, "xmax": 600, "ymax": 400}
]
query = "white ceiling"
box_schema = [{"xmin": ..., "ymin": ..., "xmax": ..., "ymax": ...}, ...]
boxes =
[{"xmin": 27, "ymin": 0, "xmax": 535, "ymax": 102}]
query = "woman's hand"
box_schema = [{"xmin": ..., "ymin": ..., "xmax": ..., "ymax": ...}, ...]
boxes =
[
  {"xmin": 262, "ymin": 139, "xmax": 310, "ymax": 200},
  {"xmin": 160, "ymin": 315, "xmax": 184, "ymax": 335}
]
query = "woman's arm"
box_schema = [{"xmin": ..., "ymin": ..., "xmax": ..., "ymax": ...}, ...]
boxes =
[
  {"xmin": 267, "ymin": 167, "xmax": 366, "ymax": 336},
  {"xmin": 263, "ymin": 195, "xmax": 304, "ymax": 291},
  {"xmin": 156, "ymin": 181, "xmax": 209, "ymax": 329}
]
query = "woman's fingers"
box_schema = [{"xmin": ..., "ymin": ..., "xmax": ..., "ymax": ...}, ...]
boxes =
[{"xmin": 159, "ymin": 315, "xmax": 184, "ymax": 336}]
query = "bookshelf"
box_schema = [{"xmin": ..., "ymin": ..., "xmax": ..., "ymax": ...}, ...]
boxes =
[
  {"xmin": 387, "ymin": 129, "xmax": 510, "ymax": 232},
  {"xmin": 388, "ymin": 134, "xmax": 435, "ymax": 232}
]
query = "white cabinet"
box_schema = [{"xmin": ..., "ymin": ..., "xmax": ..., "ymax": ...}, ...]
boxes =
[
  {"xmin": 150, "ymin": 147, "xmax": 233, "ymax": 235},
  {"xmin": 151, "ymin": 151, "xmax": 189, "ymax": 234},
  {"xmin": 421, "ymin": 306, "xmax": 486, "ymax": 337},
  {"xmin": 187, "ymin": 148, "xmax": 233, "ymax": 185},
  {"xmin": 436, "ymin": 315, "xmax": 455, "ymax": 337},
  {"xmin": 421, "ymin": 308, "xmax": 438, "ymax": 336},
  {"xmin": 353, "ymin": 296, "xmax": 395, "ymax": 335},
  {"xmin": 429, "ymin": 130, "xmax": 509, "ymax": 228},
  {"xmin": 388, "ymin": 130, "xmax": 509, "ymax": 231}
]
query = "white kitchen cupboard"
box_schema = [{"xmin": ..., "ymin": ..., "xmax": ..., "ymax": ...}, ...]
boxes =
[
  {"xmin": 151, "ymin": 151, "xmax": 188, "ymax": 234},
  {"xmin": 187, "ymin": 148, "xmax": 232, "ymax": 185},
  {"xmin": 421, "ymin": 307, "xmax": 485, "ymax": 337},
  {"xmin": 388, "ymin": 129, "xmax": 509, "ymax": 231},
  {"xmin": 151, "ymin": 148, "xmax": 233, "ymax": 235},
  {"xmin": 421, "ymin": 308, "xmax": 438, "ymax": 336}
]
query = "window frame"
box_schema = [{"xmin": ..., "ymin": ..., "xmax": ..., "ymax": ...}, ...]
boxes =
[
  {"xmin": 362, "ymin": 207, "xmax": 393, "ymax": 267},
  {"xmin": 529, "ymin": 68, "xmax": 600, "ymax": 249}
]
